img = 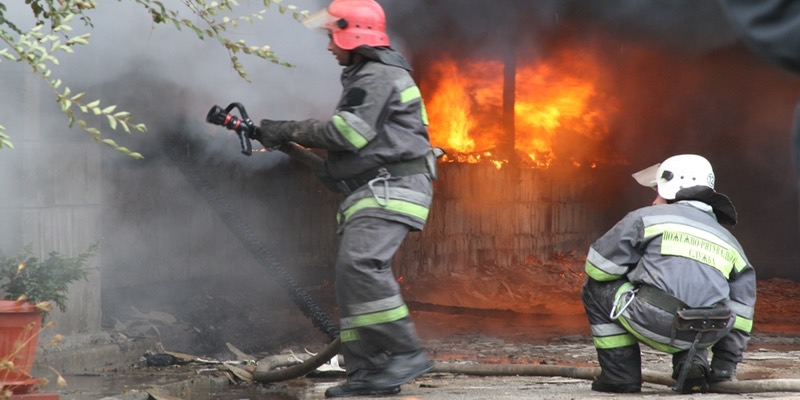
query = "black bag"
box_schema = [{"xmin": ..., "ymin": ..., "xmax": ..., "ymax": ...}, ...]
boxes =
[{"xmin": 673, "ymin": 306, "xmax": 733, "ymax": 333}]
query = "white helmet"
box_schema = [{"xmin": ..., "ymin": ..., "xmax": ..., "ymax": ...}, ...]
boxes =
[{"xmin": 631, "ymin": 154, "xmax": 715, "ymax": 200}]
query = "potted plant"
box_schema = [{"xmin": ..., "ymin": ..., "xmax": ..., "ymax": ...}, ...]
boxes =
[{"xmin": 0, "ymin": 243, "xmax": 96, "ymax": 397}]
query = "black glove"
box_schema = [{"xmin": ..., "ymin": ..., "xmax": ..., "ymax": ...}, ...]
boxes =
[
  {"xmin": 709, "ymin": 357, "xmax": 737, "ymax": 382},
  {"xmin": 256, "ymin": 120, "xmax": 288, "ymax": 148}
]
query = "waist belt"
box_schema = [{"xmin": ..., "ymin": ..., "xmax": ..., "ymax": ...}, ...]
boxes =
[
  {"xmin": 636, "ymin": 284, "xmax": 689, "ymax": 314},
  {"xmin": 336, "ymin": 157, "xmax": 428, "ymax": 195}
]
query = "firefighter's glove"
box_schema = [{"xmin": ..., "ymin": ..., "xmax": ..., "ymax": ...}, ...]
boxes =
[
  {"xmin": 259, "ymin": 119, "xmax": 316, "ymax": 148},
  {"xmin": 709, "ymin": 357, "xmax": 737, "ymax": 382},
  {"xmin": 256, "ymin": 119, "xmax": 291, "ymax": 148}
]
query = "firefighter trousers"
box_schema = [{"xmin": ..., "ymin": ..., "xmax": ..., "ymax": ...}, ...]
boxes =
[
  {"xmin": 582, "ymin": 279, "xmax": 718, "ymax": 385},
  {"xmin": 581, "ymin": 278, "xmax": 643, "ymax": 385},
  {"xmin": 335, "ymin": 216, "xmax": 422, "ymax": 375}
]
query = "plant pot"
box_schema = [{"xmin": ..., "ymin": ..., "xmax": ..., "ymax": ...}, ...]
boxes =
[{"xmin": 0, "ymin": 300, "xmax": 42, "ymax": 395}]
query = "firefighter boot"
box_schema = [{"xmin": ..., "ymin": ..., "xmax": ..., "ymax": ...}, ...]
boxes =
[
  {"xmin": 368, "ymin": 349, "xmax": 434, "ymax": 389},
  {"xmin": 324, "ymin": 368, "xmax": 401, "ymax": 398},
  {"xmin": 591, "ymin": 345, "xmax": 642, "ymax": 393},
  {"xmin": 672, "ymin": 351, "xmax": 709, "ymax": 394}
]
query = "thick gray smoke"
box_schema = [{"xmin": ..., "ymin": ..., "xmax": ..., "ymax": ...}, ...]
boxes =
[{"xmin": 0, "ymin": 0, "xmax": 347, "ymax": 350}]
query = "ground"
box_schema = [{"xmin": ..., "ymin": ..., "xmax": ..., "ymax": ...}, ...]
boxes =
[{"xmin": 39, "ymin": 256, "xmax": 800, "ymax": 399}]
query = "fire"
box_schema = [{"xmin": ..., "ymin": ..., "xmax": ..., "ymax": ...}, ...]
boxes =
[{"xmin": 423, "ymin": 50, "xmax": 619, "ymax": 168}]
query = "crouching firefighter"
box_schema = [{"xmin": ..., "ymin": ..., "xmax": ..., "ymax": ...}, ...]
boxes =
[
  {"xmin": 581, "ymin": 154, "xmax": 756, "ymax": 394},
  {"xmin": 241, "ymin": 0, "xmax": 441, "ymax": 397}
]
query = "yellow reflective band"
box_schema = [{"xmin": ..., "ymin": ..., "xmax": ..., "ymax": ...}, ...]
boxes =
[
  {"xmin": 332, "ymin": 114, "xmax": 368, "ymax": 149},
  {"xmin": 349, "ymin": 305, "xmax": 410, "ymax": 328},
  {"xmin": 337, "ymin": 197, "xmax": 429, "ymax": 224},
  {"xmin": 733, "ymin": 315, "xmax": 753, "ymax": 333},
  {"xmin": 420, "ymin": 101, "xmax": 429, "ymax": 126},
  {"xmin": 400, "ymin": 86, "xmax": 422, "ymax": 103},
  {"xmin": 340, "ymin": 329, "xmax": 360, "ymax": 343},
  {"xmin": 593, "ymin": 333, "xmax": 637, "ymax": 349},
  {"xmin": 585, "ymin": 261, "xmax": 622, "ymax": 282},
  {"xmin": 645, "ymin": 223, "xmax": 746, "ymax": 277}
]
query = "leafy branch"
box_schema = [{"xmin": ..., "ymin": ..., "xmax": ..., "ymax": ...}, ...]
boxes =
[
  {"xmin": 135, "ymin": 0, "xmax": 310, "ymax": 82},
  {"xmin": 0, "ymin": 0, "xmax": 307, "ymax": 156}
]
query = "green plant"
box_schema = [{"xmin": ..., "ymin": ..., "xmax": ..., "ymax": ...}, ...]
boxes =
[
  {"xmin": 0, "ymin": 243, "xmax": 97, "ymax": 319},
  {"xmin": 1, "ymin": 0, "xmax": 309, "ymax": 156}
]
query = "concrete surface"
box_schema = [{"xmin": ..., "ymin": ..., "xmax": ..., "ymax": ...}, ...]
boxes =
[{"xmin": 31, "ymin": 329, "xmax": 800, "ymax": 400}]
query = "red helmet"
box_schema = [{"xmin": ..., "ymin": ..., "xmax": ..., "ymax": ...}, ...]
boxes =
[{"xmin": 306, "ymin": 0, "xmax": 390, "ymax": 50}]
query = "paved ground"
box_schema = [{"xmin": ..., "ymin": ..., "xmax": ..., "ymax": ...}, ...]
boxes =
[
  {"xmin": 40, "ymin": 325, "xmax": 800, "ymax": 399},
  {"xmin": 33, "ymin": 278, "xmax": 800, "ymax": 399}
]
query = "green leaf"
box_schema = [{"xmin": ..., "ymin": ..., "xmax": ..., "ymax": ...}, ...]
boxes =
[{"xmin": 107, "ymin": 115, "xmax": 117, "ymax": 130}]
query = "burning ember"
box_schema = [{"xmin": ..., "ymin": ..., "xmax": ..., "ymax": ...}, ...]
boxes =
[{"xmin": 423, "ymin": 49, "xmax": 621, "ymax": 168}]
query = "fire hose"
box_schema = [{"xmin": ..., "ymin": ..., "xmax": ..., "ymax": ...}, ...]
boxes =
[
  {"xmin": 165, "ymin": 103, "xmax": 340, "ymax": 344},
  {"xmin": 190, "ymin": 102, "xmax": 344, "ymax": 382},
  {"xmin": 429, "ymin": 363, "xmax": 800, "ymax": 394}
]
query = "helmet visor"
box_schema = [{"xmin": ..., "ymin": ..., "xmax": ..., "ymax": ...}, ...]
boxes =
[
  {"xmin": 302, "ymin": 8, "xmax": 339, "ymax": 32},
  {"xmin": 631, "ymin": 163, "xmax": 661, "ymax": 188}
]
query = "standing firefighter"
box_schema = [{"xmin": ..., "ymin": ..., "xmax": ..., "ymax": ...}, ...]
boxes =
[
  {"xmin": 252, "ymin": 0, "xmax": 437, "ymax": 397},
  {"xmin": 581, "ymin": 154, "xmax": 756, "ymax": 394}
]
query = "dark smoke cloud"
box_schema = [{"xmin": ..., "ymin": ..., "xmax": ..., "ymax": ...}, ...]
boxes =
[{"xmin": 383, "ymin": 0, "xmax": 738, "ymax": 60}]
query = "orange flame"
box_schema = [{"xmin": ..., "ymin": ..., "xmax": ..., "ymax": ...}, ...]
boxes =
[{"xmin": 423, "ymin": 50, "xmax": 619, "ymax": 168}]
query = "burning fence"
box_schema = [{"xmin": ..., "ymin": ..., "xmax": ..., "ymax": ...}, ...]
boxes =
[
  {"xmin": 424, "ymin": 50, "xmax": 621, "ymax": 169},
  {"xmin": 391, "ymin": 40, "xmax": 631, "ymax": 290}
]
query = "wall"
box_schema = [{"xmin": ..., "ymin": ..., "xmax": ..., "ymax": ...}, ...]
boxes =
[
  {"xmin": 396, "ymin": 162, "xmax": 620, "ymax": 279},
  {"xmin": 0, "ymin": 68, "xmax": 103, "ymax": 335}
]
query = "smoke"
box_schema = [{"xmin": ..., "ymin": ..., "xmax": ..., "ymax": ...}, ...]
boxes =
[
  {"xmin": 383, "ymin": 0, "xmax": 738, "ymax": 60},
  {"xmin": 1, "ymin": 0, "xmax": 345, "ymax": 348}
]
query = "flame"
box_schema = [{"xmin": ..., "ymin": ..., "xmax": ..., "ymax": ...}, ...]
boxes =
[{"xmin": 423, "ymin": 50, "xmax": 618, "ymax": 168}]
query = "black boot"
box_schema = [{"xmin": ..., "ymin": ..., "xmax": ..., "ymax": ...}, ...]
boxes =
[
  {"xmin": 672, "ymin": 351, "xmax": 709, "ymax": 394},
  {"xmin": 368, "ymin": 349, "xmax": 434, "ymax": 388},
  {"xmin": 324, "ymin": 382, "xmax": 401, "ymax": 398},
  {"xmin": 592, "ymin": 344, "xmax": 642, "ymax": 393},
  {"xmin": 591, "ymin": 380, "xmax": 641, "ymax": 393},
  {"xmin": 324, "ymin": 350, "xmax": 433, "ymax": 398}
]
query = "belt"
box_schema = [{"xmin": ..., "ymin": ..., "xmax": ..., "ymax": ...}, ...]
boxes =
[
  {"xmin": 336, "ymin": 157, "xmax": 428, "ymax": 195},
  {"xmin": 635, "ymin": 284, "xmax": 689, "ymax": 314}
]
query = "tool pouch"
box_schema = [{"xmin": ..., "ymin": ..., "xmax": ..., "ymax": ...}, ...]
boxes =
[
  {"xmin": 670, "ymin": 305, "xmax": 733, "ymax": 393},
  {"xmin": 673, "ymin": 306, "xmax": 733, "ymax": 333}
]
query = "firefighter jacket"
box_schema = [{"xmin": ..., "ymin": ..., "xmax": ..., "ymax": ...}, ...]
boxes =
[
  {"xmin": 584, "ymin": 198, "xmax": 756, "ymax": 362},
  {"xmin": 259, "ymin": 47, "xmax": 434, "ymax": 232}
]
